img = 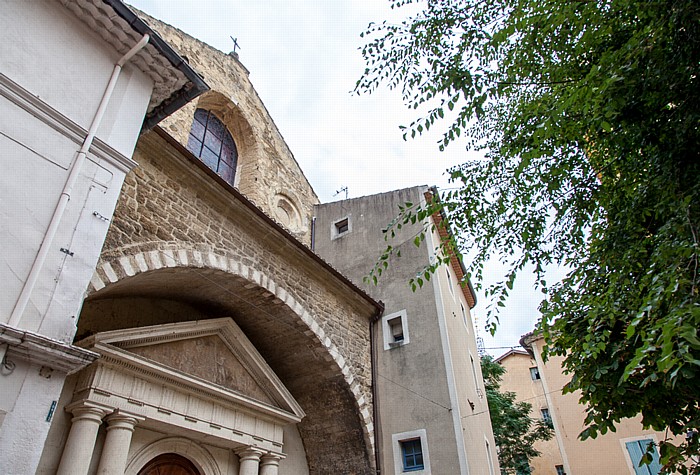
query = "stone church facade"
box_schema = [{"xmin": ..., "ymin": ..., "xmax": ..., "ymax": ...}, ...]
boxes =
[{"xmin": 1, "ymin": 2, "xmax": 497, "ymax": 474}]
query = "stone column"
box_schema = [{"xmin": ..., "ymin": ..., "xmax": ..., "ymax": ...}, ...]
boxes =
[
  {"xmin": 236, "ymin": 447, "xmax": 264, "ymax": 475},
  {"xmin": 260, "ymin": 453, "xmax": 284, "ymax": 475},
  {"xmin": 56, "ymin": 404, "xmax": 109, "ymax": 475},
  {"xmin": 96, "ymin": 411, "xmax": 144, "ymax": 474}
]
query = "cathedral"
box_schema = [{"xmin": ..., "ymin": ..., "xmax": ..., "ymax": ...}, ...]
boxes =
[{"xmin": 0, "ymin": 1, "xmax": 498, "ymax": 474}]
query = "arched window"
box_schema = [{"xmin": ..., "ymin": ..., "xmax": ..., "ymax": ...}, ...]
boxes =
[{"xmin": 187, "ymin": 109, "xmax": 238, "ymax": 186}]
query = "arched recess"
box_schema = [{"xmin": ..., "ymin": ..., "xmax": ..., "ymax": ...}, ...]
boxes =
[
  {"xmin": 84, "ymin": 245, "xmax": 375, "ymax": 473},
  {"xmin": 125, "ymin": 437, "xmax": 219, "ymax": 475},
  {"xmin": 187, "ymin": 91, "xmax": 258, "ymax": 187}
]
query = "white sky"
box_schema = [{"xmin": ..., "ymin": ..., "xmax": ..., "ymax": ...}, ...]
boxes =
[{"xmin": 129, "ymin": 0, "xmax": 559, "ymax": 356}]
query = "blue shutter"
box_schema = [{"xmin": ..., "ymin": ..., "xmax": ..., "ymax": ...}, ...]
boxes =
[{"xmin": 626, "ymin": 439, "xmax": 661, "ymax": 475}]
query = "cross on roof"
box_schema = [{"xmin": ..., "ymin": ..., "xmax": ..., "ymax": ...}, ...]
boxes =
[{"xmin": 230, "ymin": 36, "xmax": 240, "ymax": 54}]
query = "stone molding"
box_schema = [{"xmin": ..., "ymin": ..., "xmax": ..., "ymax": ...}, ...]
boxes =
[
  {"xmin": 0, "ymin": 72, "xmax": 137, "ymax": 173},
  {"xmin": 0, "ymin": 322, "xmax": 99, "ymax": 374},
  {"xmin": 76, "ymin": 317, "xmax": 305, "ymax": 424},
  {"xmin": 124, "ymin": 436, "xmax": 221, "ymax": 475}
]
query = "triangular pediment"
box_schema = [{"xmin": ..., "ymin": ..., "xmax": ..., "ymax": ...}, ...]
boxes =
[
  {"xmin": 128, "ymin": 334, "xmax": 274, "ymax": 405},
  {"xmin": 77, "ymin": 318, "xmax": 304, "ymax": 422}
]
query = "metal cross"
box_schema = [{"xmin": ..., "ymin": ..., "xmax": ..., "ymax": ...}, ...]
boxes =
[{"xmin": 230, "ymin": 36, "xmax": 241, "ymax": 54}]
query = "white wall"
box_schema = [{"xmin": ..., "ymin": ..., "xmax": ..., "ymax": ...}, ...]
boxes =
[{"xmin": 0, "ymin": 2, "xmax": 155, "ymax": 472}]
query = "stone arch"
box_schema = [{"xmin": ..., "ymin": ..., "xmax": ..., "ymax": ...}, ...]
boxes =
[
  {"xmin": 125, "ymin": 437, "xmax": 220, "ymax": 475},
  {"xmin": 87, "ymin": 244, "xmax": 375, "ymax": 472}
]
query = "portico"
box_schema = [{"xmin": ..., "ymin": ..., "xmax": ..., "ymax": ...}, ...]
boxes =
[{"xmin": 54, "ymin": 318, "xmax": 299, "ymax": 475}]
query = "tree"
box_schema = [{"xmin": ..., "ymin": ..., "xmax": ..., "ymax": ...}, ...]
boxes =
[
  {"xmin": 481, "ymin": 355, "xmax": 553, "ymax": 474},
  {"xmin": 356, "ymin": 0, "xmax": 700, "ymax": 472}
]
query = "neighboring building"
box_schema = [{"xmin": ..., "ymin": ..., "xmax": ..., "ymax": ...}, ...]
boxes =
[
  {"xmin": 1, "ymin": 2, "xmax": 498, "ymax": 474},
  {"xmin": 496, "ymin": 334, "xmax": 675, "ymax": 475},
  {"xmin": 315, "ymin": 187, "xmax": 500, "ymax": 475},
  {"xmin": 0, "ymin": 1, "xmax": 206, "ymax": 473},
  {"xmin": 495, "ymin": 349, "xmax": 564, "ymax": 475}
]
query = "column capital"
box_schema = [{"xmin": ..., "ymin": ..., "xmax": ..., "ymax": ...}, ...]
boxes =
[
  {"xmin": 104, "ymin": 410, "xmax": 144, "ymax": 433},
  {"xmin": 235, "ymin": 446, "xmax": 265, "ymax": 461},
  {"xmin": 65, "ymin": 401, "xmax": 111, "ymax": 423},
  {"xmin": 261, "ymin": 452, "xmax": 285, "ymax": 466}
]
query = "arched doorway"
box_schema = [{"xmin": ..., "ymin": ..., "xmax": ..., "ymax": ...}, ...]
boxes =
[{"xmin": 138, "ymin": 453, "xmax": 201, "ymax": 475}]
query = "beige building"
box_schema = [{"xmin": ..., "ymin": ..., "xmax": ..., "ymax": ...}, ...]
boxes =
[
  {"xmin": 0, "ymin": 2, "xmax": 499, "ymax": 474},
  {"xmin": 496, "ymin": 334, "xmax": 675, "ymax": 475}
]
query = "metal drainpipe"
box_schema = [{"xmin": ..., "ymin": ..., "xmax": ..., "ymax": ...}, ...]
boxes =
[
  {"xmin": 5, "ymin": 34, "xmax": 150, "ymax": 339},
  {"xmin": 370, "ymin": 304, "xmax": 384, "ymax": 473}
]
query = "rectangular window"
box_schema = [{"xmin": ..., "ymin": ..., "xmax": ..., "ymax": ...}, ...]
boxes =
[
  {"xmin": 401, "ymin": 439, "xmax": 424, "ymax": 471},
  {"xmin": 460, "ymin": 303, "xmax": 469, "ymax": 331},
  {"xmin": 530, "ymin": 366, "xmax": 541, "ymax": 380},
  {"xmin": 541, "ymin": 408, "xmax": 553, "ymax": 427},
  {"xmin": 392, "ymin": 429, "xmax": 429, "ymax": 474},
  {"xmin": 335, "ymin": 218, "xmax": 349, "ymax": 234},
  {"xmin": 470, "ymin": 354, "xmax": 482, "ymax": 398},
  {"xmin": 382, "ymin": 310, "xmax": 410, "ymax": 350},
  {"xmin": 625, "ymin": 439, "xmax": 662, "ymax": 475},
  {"xmin": 555, "ymin": 465, "xmax": 565, "ymax": 475},
  {"xmin": 446, "ymin": 269, "xmax": 454, "ymax": 296},
  {"xmin": 485, "ymin": 439, "xmax": 496, "ymax": 475},
  {"xmin": 388, "ymin": 316, "xmax": 404, "ymax": 343}
]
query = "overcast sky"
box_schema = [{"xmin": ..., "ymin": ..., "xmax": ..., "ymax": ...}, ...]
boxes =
[{"xmin": 128, "ymin": 0, "xmax": 558, "ymax": 356}]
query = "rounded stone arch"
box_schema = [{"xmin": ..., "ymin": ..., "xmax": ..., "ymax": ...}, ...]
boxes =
[
  {"xmin": 125, "ymin": 437, "xmax": 220, "ymax": 475},
  {"xmin": 270, "ymin": 191, "xmax": 305, "ymax": 234},
  {"xmin": 86, "ymin": 244, "xmax": 376, "ymax": 472}
]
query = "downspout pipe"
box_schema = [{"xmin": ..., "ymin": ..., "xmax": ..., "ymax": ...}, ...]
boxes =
[
  {"xmin": 6, "ymin": 34, "xmax": 150, "ymax": 330},
  {"xmin": 370, "ymin": 302, "xmax": 384, "ymax": 474}
]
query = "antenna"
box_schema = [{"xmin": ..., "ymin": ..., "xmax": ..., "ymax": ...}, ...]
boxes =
[{"xmin": 334, "ymin": 186, "xmax": 348, "ymax": 200}]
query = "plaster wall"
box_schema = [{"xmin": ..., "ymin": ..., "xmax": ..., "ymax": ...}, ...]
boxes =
[
  {"xmin": 0, "ymin": 0, "xmax": 153, "ymax": 157},
  {"xmin": 498, "ymin": 352, "xmax": 564, "ymax": 474},
  {"xmin": 0, "ymin": 3, "xmax": 154, "ymax": 472},
  {"xmin": 314, "ymin": 187, "xmax": 494, "ymax": 474},
  {"xmin": 530, "ymin": 337, "xmax": 678, "ymax": 475},
  {"xmin": 429, "ymin": 228, "xmax": 499, "ymax": 475}
]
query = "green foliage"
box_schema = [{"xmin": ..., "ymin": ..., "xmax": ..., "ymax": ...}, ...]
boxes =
[
  {"xmin": 357, "ymin": 0, "xmax": 700, "ymax": 472},
  {"xmin": 481, "ymin": 356, "xmax": 553, "ymax": 474}
]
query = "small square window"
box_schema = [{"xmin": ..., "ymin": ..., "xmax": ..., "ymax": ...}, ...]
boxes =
[
  {"xmin": 530, "ymin": 367, "xmax": 541, "ymax": 380},
  {"xmin": 392, "ymin": 429, "xmax": 429, "ymax": 475},
  {"xmin": 332, "ymin": 216, "xmax": 351, "ymax": 240},
  {"xmin": 382, "ymin": 310, "xmax": 410, "ymax": 350},
  {"xmin": 335, "ymin": 218, "xmax": 349, "ymax": 234},
  {"xmin": 555, "ymin": 465, "xmax": 565, "ymax": 475},
  {"xmin": 388, "ymin": 317, "xmax": 404, "ymax": 344},
  {"xmin": 401, "ymin": 439, "xmax": 424, "ymax": 472}
]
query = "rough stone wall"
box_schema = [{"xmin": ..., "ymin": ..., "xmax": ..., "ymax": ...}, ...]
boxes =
[
  {"xmin": 137, "ymin": 10, "xmax": 318, "ymax": 245},
  {"xmin": 92, "ymin": 130, "xmax": 376, "ymax": 473}
]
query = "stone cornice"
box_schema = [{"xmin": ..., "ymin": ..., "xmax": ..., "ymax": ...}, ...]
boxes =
[{"xmin": 0, "ymin": 323, "xmax": 99, "ymax": 374}]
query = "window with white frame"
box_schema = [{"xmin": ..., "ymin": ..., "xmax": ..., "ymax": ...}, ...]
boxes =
[
  {"xmin": 460, "ymin": 303, "xmax": 469, "ymax": 332},
  {"xmin": 530, "ymin": 366, "xmax": 541, "ymax": 380},
  {"xmin": 470, "ymin": 353, "xmax": 483, "ymax": 398},
  {"xmin": 331, "ymin": 216, "xmax": 351, "ymax": 239},
  {"xmin": 446, "ymin": 268, "xmax": 454, "ymax": 296},
  {"xmin": 485, "ymin": 438, "xmax": 496, "ymax": 475},
  {"xmin": 382, "ymin": 310, "xmax": 410, "ymax": 350},
  {"xmin": 392, "ymin": 429, "xmax": 430, "ymax": 474}
]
